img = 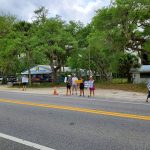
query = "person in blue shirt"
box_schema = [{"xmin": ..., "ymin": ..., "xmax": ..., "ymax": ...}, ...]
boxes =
[{"xmin": 146, "ymin": 81, "xmax": 150, "ymax": 102}]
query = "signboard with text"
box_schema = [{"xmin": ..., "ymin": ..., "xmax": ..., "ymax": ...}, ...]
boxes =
[{"xmin": 84, "ymin": 81, "xmax": 89, "ymax": 88}]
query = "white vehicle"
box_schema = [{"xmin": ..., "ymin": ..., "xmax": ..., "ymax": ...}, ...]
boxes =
[
  {"xmin": 0, "ymin": 76, "xmax": 3, "ymax": 81},
  {"xmin": 0, "ymin": 76, "xmax": 3, "ymax": 84}
]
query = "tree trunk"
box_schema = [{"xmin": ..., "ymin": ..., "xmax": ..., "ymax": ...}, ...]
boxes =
[
  {"xmin": 53, "ymin": 69, "xmax": 57, "ymax": 83},
  {"xmin": 2, "ymin": 74, "xmax": 7, "ymax": 84},
  {"xmin": 51, "ymin": 64, "xmax": 61, "ymax": 83},
  {"xmin": 28, "ymin": 67, "xmax": 32, "ymax": 85},
  {"xmin": 127, "ymin": 73, "xmax": 132, "ymax": 83}
]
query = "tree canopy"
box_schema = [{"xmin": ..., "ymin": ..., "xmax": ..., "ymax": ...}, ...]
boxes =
[{"xmin": 0, "ymin": 1, "xmax": 149, "ymax": 83}]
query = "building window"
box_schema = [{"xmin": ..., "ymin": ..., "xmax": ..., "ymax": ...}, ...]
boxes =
[{"xmin": 140, "ymin": 73, "xmax": 150, "ymax": 78}]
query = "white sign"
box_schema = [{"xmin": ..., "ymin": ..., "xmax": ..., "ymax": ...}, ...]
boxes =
[{"xmin": 84, "ymin": 81, "xmax": 89, "ymax": 88}]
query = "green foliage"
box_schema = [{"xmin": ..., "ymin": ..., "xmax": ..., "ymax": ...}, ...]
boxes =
[
  {"xmin": 0, "ymin": 15, "xmax": 17, "ymax": 76},
  {"xmin": 66, "ymin": 23, "xmax": 92, "ymax": 72},
  {"xmin": 34, "ymin": 16, "xmax": 77, "ymax": 81},
  {"xmin": 33, "ymin": 6, "xmax": 48, "ymax": 24},
  {"xmin": 92, "ymin": 0, "xmax": 150, "ymax": 64},
  {"xmin": 117, "ymin": 53, "xmax": 140, "ymax": 82},
  {"xmin": 112, "ymin": 78, "xmax": 128, "ymax": 84},
  {"xmin": 0, "ymin": 3, "xmax": 149, "ymax": 84}
]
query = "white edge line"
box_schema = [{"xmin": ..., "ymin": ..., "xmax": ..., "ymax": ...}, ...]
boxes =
[{"xmin": 0, "ymin": 133, "xmax": 55, "ymax": 150}]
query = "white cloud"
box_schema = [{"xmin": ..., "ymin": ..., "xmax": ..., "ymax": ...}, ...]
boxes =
[{"xmin": 0, "ymin": 0, "xmax": 110, "ymax": 24}]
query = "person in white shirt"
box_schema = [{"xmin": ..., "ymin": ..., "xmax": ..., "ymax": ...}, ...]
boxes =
[
  {"xmin": 88, "ymin": 76, "xmax": 95, "ymax": 97},
  {"xmin": 22, "ymin": 75, "xmax": 29, "ymax": 91},
  {"xmin": 72, "ymin": 74, "xmax": 78, "ymax": 95}
]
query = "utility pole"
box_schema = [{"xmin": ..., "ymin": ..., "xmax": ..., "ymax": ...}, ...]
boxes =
[{"xmin": 89, "ymin": 48, "xmax": 91, "ymax": 77}]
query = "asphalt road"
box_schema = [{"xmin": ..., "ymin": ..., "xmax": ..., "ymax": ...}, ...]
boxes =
[{"xmin": 0, "ymin": 91, "xmax": 150, "ymax": 150}]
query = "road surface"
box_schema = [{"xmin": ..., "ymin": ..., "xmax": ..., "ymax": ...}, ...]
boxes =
[{"xmin": 0, "ymin": 91, "xmax": 150, "ymax": 150}]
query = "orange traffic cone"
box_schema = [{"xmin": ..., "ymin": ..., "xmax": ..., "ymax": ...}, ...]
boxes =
[{"xmin": 53, "ymin": 87, "xmax": 58, "ymax": 95}]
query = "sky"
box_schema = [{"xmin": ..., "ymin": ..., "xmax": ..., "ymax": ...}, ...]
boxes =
[{"xmin": 0, "ymin": 0, "xmax": 111, "ymax": 24}]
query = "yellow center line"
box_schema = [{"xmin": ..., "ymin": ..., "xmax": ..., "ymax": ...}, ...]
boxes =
[{"xmin": 0, "ymin": 99, "xmax": 150, "ymax": 121}]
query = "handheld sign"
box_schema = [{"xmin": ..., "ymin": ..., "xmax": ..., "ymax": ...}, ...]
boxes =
[
  {"xmin": 75, "ymin": 80, "xmax": 83, "ymax": 84},
  {"xmin": 84, "ymin": 81, "xmax": 89, "ymax": 88},
  {"xmin": 64, "ymin": 77, "xmax": 67, "ymax": 83}
]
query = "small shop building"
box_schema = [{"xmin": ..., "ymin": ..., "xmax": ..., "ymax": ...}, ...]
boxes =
[
  {"xmin": 131, "ymin": 65, "xmax": 150, "ymax": 84},
  {"xmin": 21, "ymin": 65, "xmax": 52, "ymax": 82},
  {"xmin": 21, "ymin": 65, "xmax": 73, "ymax": 82}
]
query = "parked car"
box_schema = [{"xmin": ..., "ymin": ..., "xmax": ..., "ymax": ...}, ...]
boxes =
[
  {"xmin": 7, "ymin": 76, "xmax": 21, "ymax": 86},
  {"xmin": 7, "ymin": 76, "xmax": 17, "ymax": 83},
  {"xmin": 0, "ymin": 76, "xmax": 3, "ymax": 81},
  {"xmin": 0, "ymin": 76, "xmax": 3, "ymax": 84}
]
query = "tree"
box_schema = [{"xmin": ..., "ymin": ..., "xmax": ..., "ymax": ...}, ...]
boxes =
[
  {"xmin": 13, "ymin": 21, "xmax": 46, "ymax": 84},
  {"xmin": 0, "ymin": 15, "xmax": 17, "ymax": 83},
  {"xmin": 66, "ymin": 22, "xmax": 92, "ymax": 74},
  {"xmin": 36, "ymin": 17, "xmax": 77, "ymax": 82},
  {"xmin": 117, "ymin": 53, "xmax": 140, "ymax": 82},
  {"xmin": 87, "ymin": 31, "xmax": 117, "ymax": 80},
  {"xmin": 92, "ymin": 0, "xmax": 150, "ymax": 64},
  {"xmin": 13, "ymin": 21, "xmax": 34, "ymax": 85},
  {"xmin": 33, "ymin": 6, "xmax": 48, "ymax": 24}
]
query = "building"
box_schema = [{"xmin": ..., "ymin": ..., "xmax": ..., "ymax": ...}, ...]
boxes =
[
  {"xmin": 131, "ymin": 65, "xmax": 150, "ymax": 84},
  {"xmin": 21, "ymin": 65, "xmax": 52, "ymax": 82},
  {"xmin": 21, "ymin": 65, "xmax": 73, "ymax": 82}
]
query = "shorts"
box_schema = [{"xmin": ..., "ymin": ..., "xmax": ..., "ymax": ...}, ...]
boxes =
[
  {"xmin": 67, "ymin": 84, "xmax": 71, "ymax": 89},
  {"xmin": 80, "ymin": 83, "xmax": 84, "ymax": 90},
  {"xmin": 90, "ymin": 86, "xmax": 95, "ymax": 91},
  {"xmin": 148, "ymin": 91, "xmax": 150, "ymax": 98},
  {"xmin": 22, "ymin": 82, "xmax": 27, "ymax": 86},
  {"xmin": 72, "ymin": 84, "xmax": 77, "ymax": 89}
]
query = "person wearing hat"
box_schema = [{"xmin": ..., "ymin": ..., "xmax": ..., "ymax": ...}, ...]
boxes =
[
  {"xmin": 66, "ymin": 75, "xmax": 72, "ymax": 95},
  {"xmin": 88, "ymin": 76, "xmax": 95, "ymax": 97}
]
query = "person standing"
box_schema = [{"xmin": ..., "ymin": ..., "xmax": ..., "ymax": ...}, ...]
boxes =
[
  {"xmin": 146, "ymin": 81, "xmax": 150, "ymax": 102},
  {"xmin": 79, "ymin": 76, "xmax": 84, "ymax": 96},
  {"xmin": 72, "ymin": 74, "xmax": 78, "ymax": 95},
  {"xmin": 88, "ymin": 76, "xmax": 95, "ymax": 97},
  {"xmin": 66, "ymin": 75, "xmax": 72, "ymax": 96},
  {"xmin": 22, "ymin": 75, "xmax": 29, "ymax": 91}
]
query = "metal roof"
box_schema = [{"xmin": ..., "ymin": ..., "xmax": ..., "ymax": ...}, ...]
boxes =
[
  {"xmin": 21, "ymin": 65, "xmax": 72, "ymax": 75},
  {"xmin": 21, "ymin": 65, "xmax": 52, "ymax": 75},
  {"xmin": 131, "ymin": 65, "xmax": 150, "ymax": 73}
]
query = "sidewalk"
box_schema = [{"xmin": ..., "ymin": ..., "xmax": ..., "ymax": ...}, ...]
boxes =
[{"xmin": 0, "ymin": 85, "xmax": 147, "ymax": 102}]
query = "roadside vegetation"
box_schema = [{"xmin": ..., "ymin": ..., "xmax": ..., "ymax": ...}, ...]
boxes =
[{"xmin": 95, "ymin": 82, "xmax": 147, "ymax": 93}]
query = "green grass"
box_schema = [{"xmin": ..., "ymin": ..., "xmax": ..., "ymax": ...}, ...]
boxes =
[
  {"xmin": 30, "ymin": 81, "xmax": 147, "ymax": 93},
  {"xmin": 112, "ymin": 78, "xmax": 128, "ymax": 84},
  {"xmin": 95, "ymin": 82, "xmax": 147, "ymax": 93}
]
